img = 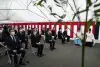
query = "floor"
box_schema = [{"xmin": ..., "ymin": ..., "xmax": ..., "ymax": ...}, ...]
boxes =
[{"xmin": 0, "ymin": 40, "xmax": 100, "ymax": 67}]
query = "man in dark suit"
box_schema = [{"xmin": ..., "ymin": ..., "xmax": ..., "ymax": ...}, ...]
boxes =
[
  {"xmin": 62, "ymin": 29, "xmax": 67, "ymax": 44},
  {"xmin": 30, "ymin": 29, "xmax": 44, "ymax": 57},
  {"xmin": 41, "ymin": 27, "xmax": 45, "ymax": 35},
  {"xmin": 36, "ymin": 28, "xmax": 39, "ymax": 34},
  {"xmin": 17, "ymin": 28, "xmax": 28, "ymax": 49},
  {"xmin": 51, "ymin": 27, "xmax": 57, "ymax": 40},
  {"xmin": 58, "ymin": 28, "xmax": 62, "ymax": 39},
  {"xmin": 63, "ymin": 29, "xmax": 67, "ymax": 37},
  {"xmin": 63, "ymin": 29, "xmax": 70, "ymax": 42},
  {"xmin": 58, "ymin": 28, "xmax": 65, "ymax": 44},
  {"xmin": 27, "ymin": 27, "xmax": 31, "ymax": 36},
  {"xmin": 5, "ymin": 29, "xmax": 26, "ymax": 66},
  {"xmin": 45, "ymin": 29, "xmax": 56, "ymax": 51}
]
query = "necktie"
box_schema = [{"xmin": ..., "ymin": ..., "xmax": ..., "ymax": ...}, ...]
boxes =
[{"xmin": 12, "ymin": 36, "xmax": 16, "ymax": 42}]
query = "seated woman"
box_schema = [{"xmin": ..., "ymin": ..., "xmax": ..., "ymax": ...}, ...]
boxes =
[
  {"xmin": 74, "ymin": 28, "xmax": 82, "ymax": 46},
  {"xmin": 45, "ymin": 29, "xmax": 56, "ymax": 51},
  {"xmin": 86, "ymin": 28, "xmax": 95, "ymax": 47}
]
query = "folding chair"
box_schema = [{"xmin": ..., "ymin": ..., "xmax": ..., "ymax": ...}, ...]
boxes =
[{"xmin": 7, "ymin": 49, "xmax": 22, "ymax": 67}]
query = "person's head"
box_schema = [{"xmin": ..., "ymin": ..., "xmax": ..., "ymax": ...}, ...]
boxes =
[
  {"xmin": 77, "ymin": 28, "xmax": 80, "ymax": 32},
  {"xmin": 32, "ymin": 28, "xmax": 35, "ymax": 31},
  {"xmin": 36, "ymin": 28, "xmax": 38, "ymax": 31},
  {"xmin": 64, "ymin": 28, "xmax": 67, "ymax": 31},
  {"xmin": 48, "ymin": 30, "xmax": 51, "ymax": 34},
  {"xmin": 28, "ymin": 27, "xmax": 31, "ymax": 30},
  {"xmin": 19, "ymin": 28, "xmax": 23, "ymax": 32},
  {"xmin": 33, "ymin": 28, "xmax": 37, "ymax": 35},
  {"xmin": 3, "ymin": 25, "xmax": 8, "ymax": 30},
  {"xmin": 53, "ymin": 27, "xmax": 55, "ymax": 30},
  {"xmin": 59, "ymin": 28, "xmax": 61, "ymax": 31},
  {"xmin": 89, "ymin": 28, "xmax": 91, "ymax": 33},
  {"xmin": 47, "ymin": 28, "xmax": 49, "ymax": 32},
  {"xmin": 9, "ymin": 29, "xmax": 15, "ymax": 36},
  {"xmin": 42, "ymin": 27, "xmax": 45, "ymax": 30}
]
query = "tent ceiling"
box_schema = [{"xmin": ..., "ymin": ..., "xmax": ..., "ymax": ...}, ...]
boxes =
[{"xmin": 0, "ymin": 0, "xmax": 99, "ymax": 22}]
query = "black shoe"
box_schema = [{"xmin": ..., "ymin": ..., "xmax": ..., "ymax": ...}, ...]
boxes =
[
  {"xmin": 50, "ymin": 49, "xmax": 54, "ymax": 51},
  {"xmin": 40, "ymin": 54, "xmax": 44, "ymax": 57},
  {"xmin": 19, "ymin": 62, "xmax": 26, "ymax": 65},
  {"xmin": 37, "ymin": 54, "xmax": 41, "ymax": 57},
  {"xmin": 37, "ymin": 54, "xmax": 44, "ymax": 57},
  {"xmin": 53, "ymin": 47, "xmax": 56, "ymax": 49},
  {"xmin": 25, "ymin": 48, "xmax": 28, "ymax": 49}
]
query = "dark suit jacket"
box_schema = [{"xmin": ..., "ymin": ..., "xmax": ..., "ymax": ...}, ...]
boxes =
[
  {"xmin": 30, "ymin": 34, "xmax": 41, "ymax": 47},
  {"xmin": 6, "ymin": 35, "xmax": 22, "ymax": 50},
  {"xmin": 51, "ymin": 30, "xmax": 56, "ymax": 36},
  {"xmin": 41, "ymin": 30, "xmax": 45, "ymax": 35},
  {"xmin": 63, "ymin": 31, "xmax": 67, "ymax": 37},
  {"xmin": 17, "ymin": 31, "xmax": 26, "ymax": 42},
  {"xmin": 58, "ymin": 31, "xmax": 62, "ymax": 39},
  {"xmin": 45, "ymin": 32, "xmax": 52, "ymax": 43},
  {"xmin": 27, "ymin": 29, "xmax": 31, "ymax": 35}
]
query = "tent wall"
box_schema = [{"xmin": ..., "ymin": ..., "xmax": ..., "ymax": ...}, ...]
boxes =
[{"xmin": 0, "ymin": 22, "xmax": 95, "ymax": 39}]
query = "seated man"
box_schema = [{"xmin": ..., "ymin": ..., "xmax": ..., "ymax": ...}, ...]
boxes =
[
  {"xmin": 51, "ymin": 27, "xmax": 57, "ymax": 40},
  {"xmin": 63, "ymin": 29, "xmax": 70, "ymax": 42},
  {"xmin": 5, "ymin": 29, "xmax": 26, "ymax": 66},
  {"xmin": 58, "ymin": 28, "xmax": 65, "ymax": 44},
  {"xmin": 45, "ymin": 29, "xmax": 56, "ymax": 51},
  {"xmin": 30, "ymin": 29, "xmax": 44, "ymax": 57},
  {"xmin": 27, "ymin": 27, "xmax": 31, "ymax": 36},
  {"xmin": 58, "ymin": 28, "xmax": 62, "ymax": 39},
  {"xmin": 41, "ymin": 27, "xmax": 45, "ymax": 35},
  {"xmin": 17, "ymin": 28, "xmax": 28, "ymax": 49}
]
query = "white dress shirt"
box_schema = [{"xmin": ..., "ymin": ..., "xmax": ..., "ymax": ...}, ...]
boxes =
[{"xmin": 86, "ymin": 32, "xmax": 95, "ymax": 42}]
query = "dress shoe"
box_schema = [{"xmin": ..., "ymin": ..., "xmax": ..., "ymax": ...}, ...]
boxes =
[
  {"xmin": 53, "ymin": 47, "xmax": 56, "ymax": 49},
  {"xmin": 25, "ymin": 48, "xmax": 29, "ymax": 49},
  {"xmin": 41, "ymin": 54, "xmax": 44, "ymax": 56},
  {"xmin": 37, "ymin": 54, "xmax": 44, "ymax": 57},
  {"xmin": 50, "ymin": 49, "xmax": 53, "ymax": 51},
  {"xmin": 19, "ymin": 62, "xmax": 26, "ymax": 65}
]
